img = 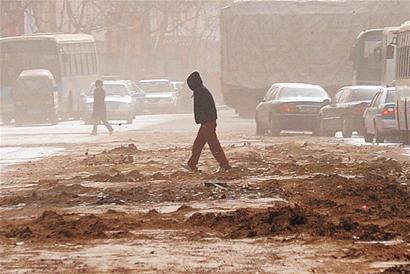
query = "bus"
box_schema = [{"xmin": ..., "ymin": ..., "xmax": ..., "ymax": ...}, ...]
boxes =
[
  {"xmin": 352, "ymin": 27, "xmax": 400, "ymax": 87},
  {"xmin": 395, "ymin": 21, "xmax": 410, "ymax": 144},
  {"xmin": 0, "ymin": 33, "xmax": 99, "ymax": 122}
]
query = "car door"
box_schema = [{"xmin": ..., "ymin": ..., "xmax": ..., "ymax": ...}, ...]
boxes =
[
  {"xmin": 257, "ymin": 86, "xmax": 274, "ymax": 128},
  {"xmin": 373, "ymin": 90, "xmax": 386, "ymax": 131},
  {"xmin": 364, "ymin": 91, "xmax": 382, "ymax": 134},
  {"xmin": 322, "ymin": 89, "xmax": 344, "ymax": 130}
]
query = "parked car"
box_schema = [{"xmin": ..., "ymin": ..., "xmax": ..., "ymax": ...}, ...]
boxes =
[
  {"xmin": 363, "ymin": 87, "xmax": 397, "ymax": 143},
  {"xmin": 172, "ymin": 81, "xmax": 192, "ymax": 113},
  {"xmin": 125, "ymin": 80, "xmax": 145, "ymax": 114},
  {"xmin": 138, "ymin": 79, "xmax": 177, "ymax": 113},
  {"xmin": 255, "ymin": 83, "xmax": 331, "ymax": 135},
  {"xmin": 81, "ymin": 80, "xmax": 136, "ymax": 124},
  {"xmin": 13, "ymin": 69, "xmax": 58, "ymax": 126},
  {"xmin": 319, "ymin": 85, "xmax": 380, "ymax": 137}
]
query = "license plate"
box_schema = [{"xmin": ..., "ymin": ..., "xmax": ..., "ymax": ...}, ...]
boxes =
[{"xmin": 299, "ymin": 107, "xmax": 317, "ymax": 113}]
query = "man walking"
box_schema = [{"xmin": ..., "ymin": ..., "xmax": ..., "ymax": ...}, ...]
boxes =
[
  {"xmin": 183, "ymin": 72, "xmax": 231, "ymax": 172},
  {"xmin": 91, "ymin": 80, "xmax": 113, "ymax": 135}
]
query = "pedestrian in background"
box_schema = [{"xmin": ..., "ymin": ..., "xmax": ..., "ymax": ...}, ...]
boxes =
[
  {"xmin": 91, "ymin": 80, "xmax": 113, "ymax": 135},
  {"xmin": 182, "ymin": 72, "xmax": 231, "ymax": 172}
]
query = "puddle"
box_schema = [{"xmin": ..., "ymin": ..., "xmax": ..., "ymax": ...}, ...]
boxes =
[
  {"xmin": 0, "ymin": 146, "xmax": 65, "ymax": 171},
  {"xmin": 357, "ymin": 239, "xmax": 404, "ymax": 246},
  {"xmin": 370, "ymin": 260, "xmax": 410, "ymax": 269},
  {"xmin": 54, "ymin": 196, "xmax": 287, "ymax": 217}
]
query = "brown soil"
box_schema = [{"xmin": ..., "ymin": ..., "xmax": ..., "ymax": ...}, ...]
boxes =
[{"xmin": 1, "ymin": 137, "xmax": 409, "ymax": 272}]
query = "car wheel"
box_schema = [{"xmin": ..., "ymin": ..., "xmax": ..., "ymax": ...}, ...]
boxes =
[
  {"xmin": 319, "ymin": 118, "xmax": 334, "ymax": 137},
  {"xmin": 374, "ymin": 128, "xmax": 385, "ymax": 143},
  {"xmin": 269, "ymin": 117, "xmax": 280, "ymax": 136},
  {"xmin": 342, "ymin": 118, "xmax": 353, "ymax": 138},
  {"xmin": 364, "ymin": 131, "xmax": 374, "ymax": 143}
]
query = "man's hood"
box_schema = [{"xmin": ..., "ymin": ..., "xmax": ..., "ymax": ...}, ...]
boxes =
[{"xmin": 187, "ymin": 71, "xmax": 203, "ymax": 91}]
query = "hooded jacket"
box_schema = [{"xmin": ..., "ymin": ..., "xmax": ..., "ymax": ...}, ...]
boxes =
[{"xmin": 187, "ymin": 72, "xmax": 217, "ymax": 124}]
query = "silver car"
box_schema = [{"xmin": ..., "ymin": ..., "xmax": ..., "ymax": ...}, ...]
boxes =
[
  {"xmin": 139, "ymin": 79, "xmax": 177, "ymax": 114},
  {"xmin": 363, "ymin": 87, "xmax": 397, "ymax": 143},
  {"xmin": 81, "ymin": 81, "xmax": 135, "ymax": 124}
]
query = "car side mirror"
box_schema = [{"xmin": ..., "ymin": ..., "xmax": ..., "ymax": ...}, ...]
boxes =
[
  {"xmin": 261, "ymin": 97, "xmax": 266, "ymax": 102},
  {"xmin": 323, "ymin": 99, "xmax": 331, "ymax": 105}
]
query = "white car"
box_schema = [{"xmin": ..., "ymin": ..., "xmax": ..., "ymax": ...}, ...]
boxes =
[
  {"xmin": 139, "ymin": 79, "xmax": 177, "ymax": 113},
  {"xmin": 363, "ymin": 87, "xmax": 397, "ymax": 143},
  {"xmin": 81, "ymin": 80, "xmax": 136, "ymax": 124}
]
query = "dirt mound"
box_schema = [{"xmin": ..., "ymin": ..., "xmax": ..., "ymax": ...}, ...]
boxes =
[
  {"xmin": 186, "ymin": 206, "xmax": 398, "ymax": 240},
  {"xmin": 109, "ymin": 144, "xmax": 139, "ymax": 154},
  {"xmin": 87, "ymin": 171, "xmax": 139, "ymax": 183},
  {"xmin": 5, "ymin": 211, "xmax": 132, "ymax": 241}
]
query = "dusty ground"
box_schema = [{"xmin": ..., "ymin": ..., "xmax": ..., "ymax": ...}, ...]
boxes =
[{"xmin": 0, "ymin": 126, "xmax": 409, "ymax": 273}]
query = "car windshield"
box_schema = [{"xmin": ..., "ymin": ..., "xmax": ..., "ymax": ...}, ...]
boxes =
[
  {"xmin": 351, "ymin": 88, "xmax": 380, "ymax": 101},
  {"xmin": 139, "ymin": 81, "xmax": 171, "ymax": 93},
  {"xmin": 279, "ymin": 87, "xmax": 328, "ymax": 98},
  {"xmin": 385, "ymin": 90, "xmax": 396, "ymax": 103},
  {"xmin": 16, "ymin": 77, "xmax": 50, "ymax": 91},
  {"xmin": 89, "ymin": 84, "xmax": 128, "ymax": 96}
]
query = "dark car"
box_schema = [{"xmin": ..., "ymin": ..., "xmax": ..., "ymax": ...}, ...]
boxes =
[
  {"xmin": 319, "ymin": 85, "xmax": 380, "ymax": 137},
  {"xmin": 138, "ymin": 79, "xmax": 177, "ymax": 114},
  {"xmin": 255, "ymin": 83, "xmax": 331, "ymax": 135},
  {"xmin": 363, "ymin": 87, "xmax": 397, "ymax": 143}
]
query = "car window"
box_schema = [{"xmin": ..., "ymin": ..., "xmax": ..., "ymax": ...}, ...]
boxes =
[
  {"xmin": 265, "ymin": 86, "xmax": 275, "ymax": 101},
  {"xmin": 278, "ymin": 86, "xmax": 328, "ymax": 98},
  {"xmin": 370, "ymin": 92, "xmax": 381, "ymax": 107},
  {"xmin": 139, "ymin": 81, "xmax": 171, "ymax": 93},
  {"xmin": 339, "ymin": 89, "xmax": 351, "ymax": 103},
  {"xmin": 385, "ymin": 90, "xmax": 396, "ymax": 103},
  {"xmin": 88, "ymin": 84, "xmax": 128, "ymax": 96},
  {"xmin": 269, "ymin": 87, "xmax": 278, "ymax": 100},
  {"xmin": 350, "ymin": 88, "xmax": 380, "ymax": 101},
  {"xmin": 334, "ymin": 90, "xmax": 343, "ymax": 103}
]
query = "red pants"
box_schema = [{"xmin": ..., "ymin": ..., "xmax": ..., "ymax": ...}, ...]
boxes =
[{"xmin": 188, "ymin": 120, "xmax": 229, "ymax": 168}]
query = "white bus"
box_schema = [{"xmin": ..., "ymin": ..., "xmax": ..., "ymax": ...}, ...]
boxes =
[
  {"xmin": 352, "ymin": 27, "xmax": 399, "ymax": 87},
  {"xmin": 395, "ymin": 21, "xmax": 410, "ymax": 144},
  {"xmin": 0, "ymin": 33, "xmax": 99, "ymax": 121}
]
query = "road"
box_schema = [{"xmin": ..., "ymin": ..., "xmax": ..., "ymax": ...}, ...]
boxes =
[
  {"xmin": 1, "ymin": 109, "xmax": 408, "ymax": 170},
  {"xmin": 0, "ymin": 110, "xmax": 251, "ymax": 169}
]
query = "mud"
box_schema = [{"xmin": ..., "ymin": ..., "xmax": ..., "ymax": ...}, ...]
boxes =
[{"xmin": 0, "ymin": 135, "xmax": 409, "ymax": 272}]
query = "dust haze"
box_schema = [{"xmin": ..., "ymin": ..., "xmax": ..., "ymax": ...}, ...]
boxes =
[{"xmin": 0, "ymin": 0, "xmax": 410, "ymax": 273}]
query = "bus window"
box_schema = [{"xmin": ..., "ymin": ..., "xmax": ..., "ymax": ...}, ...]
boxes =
[
  {"xmin": 92, "ymin": 53, "xmax": 97, "ymax": 74},
  {"xmin": 0, "ymin": 40, "xmax": 60, "ymax": 85},
  {"xmin": 86, "ymin": 53, "xmax": 93, "ymax": 74}
]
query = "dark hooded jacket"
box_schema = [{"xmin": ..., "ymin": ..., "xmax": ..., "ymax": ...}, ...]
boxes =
[{"xmin": 187, "ymin": 72, "xmax": 217, "ymax": 124}]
